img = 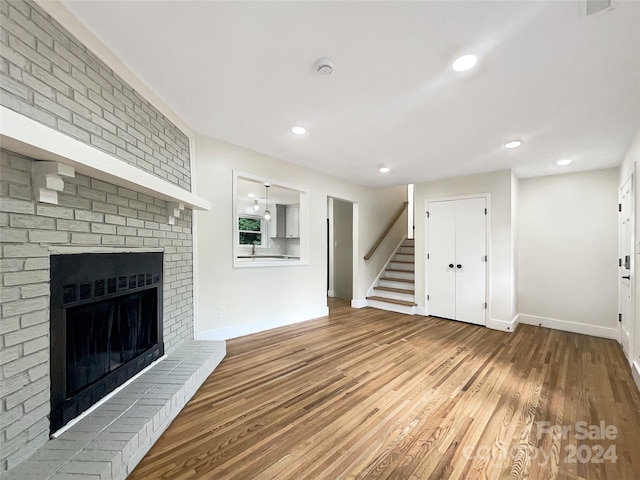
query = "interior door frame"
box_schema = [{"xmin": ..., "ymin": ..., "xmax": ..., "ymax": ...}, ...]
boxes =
[
  {"xmin": 619, "ymin": 170, "xmax": 635, "ymax": 362},
  {"xmin": 424, "ymin": 193, "xmax": 491, "ymax": 324},
  {"xmin": 327, "ymin": 196, "xmax": 358, "ymax": 303}
]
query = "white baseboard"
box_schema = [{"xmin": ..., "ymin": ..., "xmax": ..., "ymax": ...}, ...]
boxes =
[
  {"xmin": 487, "ymin": 315, "xmax": 519, "ymax": 333},
  {"xmin": 196, "ymin": 306, "xmax": 329, "ymax": 341},
  {"xmin": 518, "ymin": 314, "xmax": 618, "ymax": 339},
  {"xmin": 632, "ymin": 360, "xmax": 640, "ymax": 393},
  {"xmin": 351, "ymin": 299, "xmax": 368, "ymax": 308},
  {"xmin": 415, "ymin": 306, "xmax": 427, "ymax": 316},
  {"xmin": 327, "ymin": 290, "xmax": 335, "ymax": 298}
]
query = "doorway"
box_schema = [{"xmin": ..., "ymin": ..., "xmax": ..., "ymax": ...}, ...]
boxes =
[
  {"xmin": 619, "ymin": 173, "xmax": 634, "ymax": 360},
  {"xmin": 328, "ymin": 197, "xmax": 355, "ymax": 302},
  {"xmin": 426, "ymin": 196, "xmax": 488, "ymax": 326}
]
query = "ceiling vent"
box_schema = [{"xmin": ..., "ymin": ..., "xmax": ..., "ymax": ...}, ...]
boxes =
[{"xmin": 584, "ymin": 0, "xmax": 613, "ymax": 16}]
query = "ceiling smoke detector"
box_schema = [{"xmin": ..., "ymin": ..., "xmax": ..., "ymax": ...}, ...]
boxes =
[{"xmin": 315, "ymin": 58, "xmax": 334, "ymax": 75}]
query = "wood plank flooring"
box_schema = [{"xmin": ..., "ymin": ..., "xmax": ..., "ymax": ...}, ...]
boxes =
[{"xmin": 129, "ymin": 299, "xmax": 640, "ymax": 480}]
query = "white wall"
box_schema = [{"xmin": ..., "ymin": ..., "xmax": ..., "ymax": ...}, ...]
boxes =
[
  {"xmin": 517, "ymin": 168, "xmax": 619, "ymax": 337},
  {"xmin": 619, "ymin": 126, "xmax": 640, "ymax": 386},
  {"xmin": 414, "ymin": 170, "xmax": 516, "ymax": 327},
  {"xmin": 194, "ymin": 135, "xmax": 406, "ymax": 339}
]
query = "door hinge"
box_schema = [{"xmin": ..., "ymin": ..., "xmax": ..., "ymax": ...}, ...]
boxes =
[
  {"xmin": 484, "ymin": 302, "xmax": 488, "ymax": 309},
  {"xmin": 619, "ymin": 258, "xmax": 623, "ymax": 267},
  {"xmin": 484, "ymin": 255, "xmax": 488, "ymax": 262},
  {"xmin": 426, "ymin": 211, "xmax": 430, "ymax": 218},
  {"xmin": 427, "ymin": 294, "xmax": 430, "ymax": 301},
  {"xmin": 619, "ymin": 313, "xmax": 622, "ymax": 323},
  {"xmin": 484, "ymin": 208, "xmax": 487, "ymax": 214},
  {"xmin": 427, "ymin": 253, "xmax": 429, "ymax": 259},
  {"xmin": 619, "ymin": 203, "xmax": 622, "ymax": 212}
]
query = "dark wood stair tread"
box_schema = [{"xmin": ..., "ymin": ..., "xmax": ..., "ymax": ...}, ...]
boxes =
[
  {"xmin": 374, "ymin": 286, "xmax": 414, "ymax": 294},
  {"xmin": 366, "ymin": 296, "xmax": 417, "ymax": 307},
  {"xmin": 379, "ymin": 276, "xmax": 415, "ymax": 284},
  {"xmin": 385, "ymin": 268, "xmax": 415, "ymax": 273}
]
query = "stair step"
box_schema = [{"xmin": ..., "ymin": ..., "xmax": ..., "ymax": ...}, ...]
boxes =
[
  {"xmin": 386, "ymin": 268, "xmax": 415, "ymax": 274},
  {"xmin": 374, "ymin": 286, "xmax": 414, "ymax": 295},
  {"xmin": 379, "ymin": 276, "xmax": 414, "ymax": 284},
  {"xmin": 366, "ymin": 296, "xmax": 417, "ymax": 307}
]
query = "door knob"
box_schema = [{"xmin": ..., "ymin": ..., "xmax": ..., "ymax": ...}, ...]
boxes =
[
  {"xmin": 456, "ymin": 264, "xmax": 462, "ymax": 269},
  {"xmin": 448, "ymin": 264, "xmax": 454, "ymax": 268}
]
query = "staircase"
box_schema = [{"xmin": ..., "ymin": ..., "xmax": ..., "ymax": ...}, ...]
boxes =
[{"xmin": 366, "ymin": 238, "xmax": 417, "ymax": 314}]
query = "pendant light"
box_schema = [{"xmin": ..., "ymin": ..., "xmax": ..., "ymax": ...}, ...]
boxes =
[{"xmin": 263, "ymin": 184, "xmax": 271, "ymax": 221}]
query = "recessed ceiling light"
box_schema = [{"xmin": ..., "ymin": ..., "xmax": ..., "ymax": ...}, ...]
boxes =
[
  {"xmin": 292, "ymin": 126, "xmax": 306, "ymax": 135},
  {"xmin": 505, "ymin": 140, "xmax": 522, "ymax": 149},
  {"xmin": 452, "ymin": 54, "xmax": 478, "ymax": 72},
  {"xmin": 555, "ymin": 159, "xmax": 572, "ymax": 166},
  {"xmin": 379, "ymin": 167, "xmax": 391, "ymax": 173}
]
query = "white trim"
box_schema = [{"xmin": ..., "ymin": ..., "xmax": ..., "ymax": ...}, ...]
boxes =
[
  {"xmin": 366, "ymin": 236, "xmax": 408, "ymax": 298},
  {"xmin": 618, "ymin": 169, "xmax": 635, "ymax": 361},
  {"xmin": 327, "ymin": 197, "xmax": 335, "ymax": 297},
  {"xmin": 416, "ymin": 306, "xmax": 427, "ymax": 316},
  {"xmin": 487, "ymin": 315, "xmax": 519, "ymax": 333},
  {"xmin": 196, "ymin": 306, "xmax": 329, "ymax": 340},
  {"xmin": 365, "ymin": 298, "xmax": 416, "ymax": 315},
  {"xmin": 232, "ymin": 170, "xmax": 310, "ymax": 268},
  {"xmin": 632, "ymin": 360, "xmax": 640, "ymax": 393},
  {"xmin": 518, "ymin": 314, "xmax": 618, "ymax": 339},
  {"xmin": 0, "ymin": 107, "xmax": 210, "ymax": 211},
  {"xmin": 351, "ymin": 299, "xmax": 368, "ymax": 308},
  {"xmin": 351, "ymin": 202, "xmax": 359, "ymax": 302}
]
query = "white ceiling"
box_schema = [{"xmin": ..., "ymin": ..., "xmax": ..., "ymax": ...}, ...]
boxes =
[{"xmin": 61, "ymin": 0, "xmax": 640, "ymax": 188}]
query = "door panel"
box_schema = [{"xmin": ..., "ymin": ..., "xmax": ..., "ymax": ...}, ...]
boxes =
[
  {"xmin": 619, "ymin": 175, "xmax": 633, "ymax": 359},
  {"xmin": 455, "ymin": 198, "xmax": 487, "ymax": 325},
  {"xmin": 427, "ymin": 201, "xmax": 456, "ymax": 319},
  {"xmin": 427, "ymin": 197, "xmax": 487, "ymax": 326}
]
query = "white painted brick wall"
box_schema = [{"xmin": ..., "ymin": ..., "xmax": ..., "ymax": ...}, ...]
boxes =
[
  {"xmin": 0, "ymin": 0, "xmax": 191, "ymax": 190},
  {"xmin": 0, "ymin": 150, "xmax": 195, "ymax": 472}
]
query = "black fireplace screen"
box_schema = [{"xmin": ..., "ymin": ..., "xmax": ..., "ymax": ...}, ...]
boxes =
[
  {"xmin": 50, "ymin": 252, "xmax": 164, "ymax": 432},
  {"xmin": 65, "ymin": 289, "xmax": 157, "ymax": 396}
]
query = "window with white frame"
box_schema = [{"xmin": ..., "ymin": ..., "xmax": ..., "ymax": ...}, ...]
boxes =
[{"xmin": 238, "ymin": 215, "xmax": 265, "ymax": 246}]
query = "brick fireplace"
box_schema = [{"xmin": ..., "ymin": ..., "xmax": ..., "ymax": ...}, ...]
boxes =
[
  {"xmin": 0, "ymin": 0, "xmax": 219, "ymax": 474},
  {"xmin": 0, "ymin": 150, "xmax": 200, "ymax": 470}
]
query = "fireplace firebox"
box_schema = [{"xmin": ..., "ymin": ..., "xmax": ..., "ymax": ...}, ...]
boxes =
[{"xmin": 49, "ymin": 252, "xmax": 164, "ymax": 433}]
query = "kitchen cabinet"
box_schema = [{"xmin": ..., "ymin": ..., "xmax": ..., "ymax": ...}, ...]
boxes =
[
  {"xmin": 273, "ymin": 204, "xmax": 299, "ymax": 238},
  {"xmin": 275, "ymin": 205, "xmax": 286, "ymax": 238},
  {"xmin": 285, "ymin": 204, "xmax": 299, "ymax": 238}
]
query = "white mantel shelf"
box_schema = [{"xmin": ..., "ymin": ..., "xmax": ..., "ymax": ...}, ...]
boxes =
[{"xmin": 0, "ymin": 107, "xmax": 211, "ymax": 211}]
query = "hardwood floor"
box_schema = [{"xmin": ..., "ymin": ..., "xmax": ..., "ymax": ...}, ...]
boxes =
[{"xmin": 129, "ymin": 300, "xmax": 640, "ymax": 479}]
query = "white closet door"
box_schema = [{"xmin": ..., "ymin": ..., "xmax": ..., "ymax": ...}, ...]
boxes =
[
  {"xmin": 427, "ymin": 201, "xmax": 456, "ymax": 319},
  {"xmin": 427, "ymin": 197, "xmax": 487, "ymax": 326},
  {"xmin": 454, "ymin": 197, "xmax": 486, "ymax": 325}
]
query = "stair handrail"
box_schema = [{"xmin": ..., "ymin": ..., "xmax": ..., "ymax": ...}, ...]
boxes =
[{"xmin": 364, "ymin": 201, "xmax": 409, "ymax": 260}]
